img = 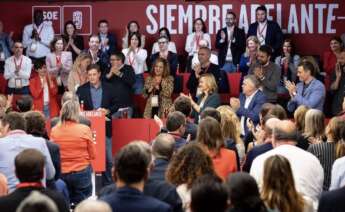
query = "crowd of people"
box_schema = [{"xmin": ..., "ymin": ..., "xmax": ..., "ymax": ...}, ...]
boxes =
[{"xmin": 0, "ymin": 4, "xmax": 345, "ymax": 212}]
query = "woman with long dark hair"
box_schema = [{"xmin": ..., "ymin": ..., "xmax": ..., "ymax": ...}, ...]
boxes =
[{"xmin": 62, "ymin": 21, "xmax": 84, "ymax": 61}]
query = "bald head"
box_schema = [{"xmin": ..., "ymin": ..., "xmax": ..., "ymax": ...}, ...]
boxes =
[
  {"xmin": 272, "ymin": 120, "xmax": 297, "ymax": 146},
  {"xmin": 74, "ymin": 200, "xmax": 112, "ymax": 212},
  {"xmin": 152, "ymin": 133, "xmax": 175, "ymax": 160},
  {"xmin": 264, "ymin": 117, "xmax": 280, "ymax": 136}
]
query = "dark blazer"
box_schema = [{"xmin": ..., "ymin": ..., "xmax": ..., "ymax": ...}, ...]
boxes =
[
  {"xmin": 192, "ymin": 92, "xmax": 221, "ymax": 123},
  {"xmin": 0, "ymin": 187, "xmax": 69, "ymax": 212},
  {"xmin": 215, "ymin": 26, "xmax": 246, "ymax": 67},
  {"xmin": 242, "ymin": 142, "xmax": 273, "ymax": 172},
  {"xmin": 149, "ymin": 159, "xmax": 169, "ymax": 182},
  {"xmin": 237, "ymin": 90, "xmax": 267, "ymax": 135},
  {"xmin": 63, "ymin": 35, "xmax": 84, "ymax": 61},
  {"xmin": 247, "ymin": 20, "xmax": 284, "ymax": 57},
  {"xmin": 100, "ymin": 186, "xmax": 172, "ymax": 212},
  {"xmin": 318, "ymin": 187, "xmax": 345, "ymax": 212},
  {"xmin": 82, "ymin": 49, "xmax": 111, "ymax": 77},
  {"xmin": 76, "ymin": 81, "xmax": 120, "ymax": 137},
  {"xmin": 99, "ymin": 33, "xmax": 117, "ymax": 55}
]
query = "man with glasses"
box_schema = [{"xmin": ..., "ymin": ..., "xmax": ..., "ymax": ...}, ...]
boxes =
[
  {"xmin": 4, "ymin": 41, "xmax": 32, "ymax": 94},
  {"xmin": 215, "ymin": 11, "xmax": 245, "ymax": 73}
]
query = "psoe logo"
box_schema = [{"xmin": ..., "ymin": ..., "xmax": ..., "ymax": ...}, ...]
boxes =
[
  {"xmin": 63, "ymin": 5, "xmax": 92, "ymax": 35},
  {"xmin": 32, "ymin": 6, "xmax": 62, "ymax": 34}
]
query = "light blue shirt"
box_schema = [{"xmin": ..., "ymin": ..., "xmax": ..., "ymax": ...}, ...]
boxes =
[
  {"xmin": 90, "ymin": 84, "xmax": 102, "ymax": 109},
  {"xmin": 0, "ymin": 130, "xmax": 55, "ymax": 192},
  {"xmin": 330, "ymin": 156, "xmax": 345, "ymax": 190}
]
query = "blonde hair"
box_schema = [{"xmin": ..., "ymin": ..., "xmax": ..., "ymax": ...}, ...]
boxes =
[
  {"xmin": 200, "ymin": 73, "xmax": 218, "ymax": 94},
  {"xmin": 294, "ymin": 105, "xmax": 309, "ymax": 132},
  {"xmin": 245, "ymin": 36, "xmax": 260, "ymax": 57},
  {"xmin": 303, "ymin": 109, "xmax": 325, "ymax": 139},
  {"xmin": 60, "ymin": 100, "xmax": 80, "ymax": 123},
  {"xmin": 217, "ymin": 105, "xmax": 243, "ymax": 145},
  {"xmin": 71, "ymin": 53, "xmax": 92, "ymax": 74}
]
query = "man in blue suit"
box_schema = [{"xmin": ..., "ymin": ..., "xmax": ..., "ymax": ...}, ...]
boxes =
[
  {"xmin": 247, "ymin": 5, "xmax": 283, "ymax": 58},
  {"xmin": 100, "ymin": 142, "xmax": 172, "ymax": 212},
  {"xmin": 286, "ymin": 60, "xmax": 325, "ymax": 112},
  {"xmin": 230, "ymin": 75, "xmax": 267, "ymax": 136}
]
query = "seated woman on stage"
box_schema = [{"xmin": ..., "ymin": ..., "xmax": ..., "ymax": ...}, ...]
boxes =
[
  {"xmin": 62, "ymin": 20, "xmax": 84, "ymax": 61},
  {"xmin": 239, "ymin": 36, "xmax": 260, "ymax": 77},
  {"xmin": 151, "ymin": 27, "xmax": 177, "ymax": 55},
  {"xmin": 181, "ymin": 73, "xmax": 220, "ymax": 123},
  {"xmin": 122, "ymin": 20, "xmax": 145, "ymax": 49},
  {"xmin": 143, "ymin": 57, "xmax": 173, "ymax": 118}
]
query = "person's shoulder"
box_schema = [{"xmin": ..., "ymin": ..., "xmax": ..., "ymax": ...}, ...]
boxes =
[
  {"xmin": 320, "ymin": 187, "xmax": 345, "ymax": 203},
  {"xmin": 23, "ymin": 23, "xmax": 34, "ymax": 30},
  {"xmin": 43, "ymin": 21, "xmax": 53, "ymax": 27},
  {"xmin": 141, "ymin": 194, "xmax": 172, "ymax": 211},
  {"xmin": 78, "ymin": 82, "xmax": 90, "ymax": 90}
]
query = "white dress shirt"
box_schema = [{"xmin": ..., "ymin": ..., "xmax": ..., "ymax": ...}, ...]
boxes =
[
  {"xmin": 330, "ymin": 156, "xmax": 345, "ymax": 190},
  {"xmin": 191, "ymin": 53, "xmax": 218, "ymax": 67},
  {"xmin": 185, "ymin": 32, "xmax": 211, "ymax": 56},
  {"xmin": 22, "ymin": 21, "xmax": 54, "ymax": 58},
  {"xmin": 122, "ymin": 48, "xmax": 147, "ymax": 75},
  {"xmin": 226, "ymin": 26, "xmax": 234, "ymax": 61},
  {"xmin": 46, "ymin": 51, "xmax": 73, "ymax": 86},
  {"xmin": 40, "ymin": 76, "xmax": 49, "ymax": 105},
  {"xmin": 250, "ymin": 144, "xmax": 324, "ymax": 210},
  {"xmin": 240, "ymin": 90, "xmax": 257, "ymax": 135},
  {"xmin": 4, "ymin": 55, "xmax": 32, "ymax": 88},
  {"xmin": 151, "ymin": 41, "xmax": 177, "ymax": 55}
]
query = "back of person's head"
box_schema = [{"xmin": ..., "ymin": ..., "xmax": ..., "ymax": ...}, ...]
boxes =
[
  {"xmin": 24, "ymin": 111, "xmax": 46, "ymax": 137},
  {"xmin": 74, "ymin": 199, "xmax": 112, "ymax": 212},
  {"xmin": 114, "ymin": 141, "xmax": 152, "ymax": 185},
  {"xmin": 272, "ymin": 120, "xmax": 298, "ymax": 145},
  {"xmin": 331, "ymin": 118, "xmax": 345, "ymax": 159},
  {"xmin": 259, "ymin": 103, "xmax": 275, "ymax": 125},
  {"xmin": 268, "ymin": 104, "xmax": 287, "ymax": 120},
  {"xmin": 60, "ymin": 100, "xmax": 80, "ymax": 123},
  {"xmin": 261, "ymin": 155, "xmax": 304, "ymax": 212},
  {"xmin": 196, "ymin": 117, "xmax": 224, "ymax": 154},
  {"xmin": 0, "ymin": 94, "xmax": 7, "ymax": 110},
  {"xmin": 217, "ymin": 105, "xmax": 242, "ymax": 144},
  {"xmin": 33, "ymin": 60, "xmax": 46, "ymax": 71},
  {"xmin": 200, "ymin": 107, "xmax": 221, "ymax": 123},
  {"xmin": 15, "ymin": 149, "xmax": 45, "ymax": 183},
  {"xmin": 166, "ymin": 111, "xmax": 186, "ymax": 132},
  {"xmin": 16, "ymin": 191, "xmax": 58, "ymax": 212},
  {"xmin": 16, "ymin": 95, "xmax": 33, "ymax": 112},
  {"xmin": 303, "ymin": 109, "xmax": 325, "ymax": 138},
  {"xmin": 61, "ymin": 91, "xmax": 79, "ymax": 105},
  {"xmin": 294, "ymin": 105, "xmax": 309, "ymax": 132},
  {"xmin": 0, "ymin": 173, "xmax": 8, "ymax": 196},
  {"xmin": 174, "ymin": 96, "xmax": 192, "ymax": 116},
  {"xmin": 226, "ymin": 172, "xmax": 267, "ymax": 212},
  {"xmin": 166, "ymin": 143, "xmax": 214, "ymax": 189},
  {"xmin": 1, "ymin": 111, "xmax": 25, "ymax": 131},
  {"xmin": 191, "ymin": 174, "xmax": 228, "ymax": 212},
  {"xmin": 152, "ymin": 133, "xmax": 175, "ymax": 161},
  {"xmin": 263, "ymin": 116, "xmax": 281, "ymax": 137}
]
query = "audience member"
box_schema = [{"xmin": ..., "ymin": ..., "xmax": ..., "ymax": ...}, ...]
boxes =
[
  {"xmin": 76, "ymin": 64, "xmax": 119, "ymax": 187},
  {"xmin": 100, "ymin": 142, "xmax": 171, "ymax": 212},
  {"xmin": 261, "ymin": 155, "xmax": 314, "ymax": 212},
  {"xmin": 230, "ymin": 75, "xmax": 266, "ymax": 136},
  {"xmin": 318, "ymin": 185, "xmax": 345, "ymax": 212},
  {"xmin": 239, "ymin": 36, "xmax": 260, "ymax": 76},
  {"xmin": 62, "ymin": 21, "xmax": 84, "ymax": 61},
  {"xmin": 50, "ymin": 100, "xmax": 95, "ymax": 205},
  {"xmin": 308, "ymin": 117, "xmax": 345, "ymax": 190},
  {"xmin": 122, "ymin": 32, "xmax": 147, "ymax": 94},
  {"xmin": 151, "ymin": 27, "xmax": 177, "ymax": 55},
  {"xmin": 197, "ymin": 117, "xmax": 237, "ymax": 180},
  {"xmin": 16, "ymin": 191, "xmax": 59, "ymax": 212},
  {"xmin": 122, "ymin": 20, "xmax": 146, "ymax": 49},
  {"xmin": 46, "ymin": 36, "xmax": 73, "ymax": 90},
  {"xmin": 249, "ymin": 45, "xmax": 281, "ymax": 103},
  {"xmin": 173, "ymin": 96, "xmax": 197, "ymax": 140},
  {"xmin": 15, "ymin": 95, "xmax": 33, "ymax": 112},
  {"xmin": 84, "ymin": 34, "xmax": 110, "ymax": 75},
  {"xmin": 166, "ymin": 111, "xmax": 187, "ymax": 149},
  {"xmin": 29, "ymin": 61, "xmax": 59, "ymax": 118},
  {"xmin": 0, "ymin": 20, "xmax": 14, "ymax": 70},
  {"xmin": 0, "ymin": 94, "xmax": 12, "ymax": 113},
  {"xmin": 250, "ymin": 120, "xmax": 323, "ymax": 208},
  {"xmin": 190, "ymin": 174, "xmax": 228, "ymax": 212},
  {"xmin": 330, "ymin": 49, "xmax": 345, "ymax": 115},
  {"xmin": 0, "ymin": 149, "xmax": 67, "ymax": 212},
  {"xmin": 294, "ymin": 105, "xmax": 310, "ymax": 150},
  {"xmin": 143, "ymin": 58, "xmax": 173, "ymax": 118},
  {"xmin": 4, "ymin": 41, "xmax": 32, "ymax": 94},
  {"xmin": 330, "ymin": 156, "xmax": 345, "ymax": 190},
  {"xmin": 75, "ymin": 199, "xmax": 112, "ymax": 212},
  {"xmin": 247, "ymin": 5, "xmax": 283, "ymax": 58},
  {"xmin": 226, "ymin": 172, "xmax": 268, "ymax": 212},
  {"xmin": 215, "ymin": 11, "xmax": 245, "ymax": 73},
  {"xmin": 67, "ymin": 52, "xmax": 92, "ymax": 92},
  {"xmin": 199, "ymin": 107, "xmax": 222, "ymax": 123},
  {"xmin": 106, "ymin": 52, "xmax": 135, "ymax": 118},
  {"xmin": 98, "ymin": 19, "xmax": 117, "ymax": 55},
  {"xmin": 22, "ymin": 10, "xmax": 54, "ymax": 64},
  {"xmin": 166, "ymin": 143, "xmax": 214, "ymax": 211},
  {"xmin": 268, "ymin": 104, "xmax": 287, "ymax": 120},
  {"xmin": 0, "ymin": 112, "xmax": 55, "ymax": 192},
  {"xmin": 286, "ymin": 60, "xmax": 326, "ymax": 112},
  {"xmin": 303, "ymin": 109, "xmax": 326, "ymax": 145},
  {"xmin": 184, "ymin": 73, "xmax": 221, "ymax": 123},
  {"xmin": 185, "ymin": 18, "xmax": 211, "ymax": 72},
  {"xmin": 187, "ymin": 47, "xmax": 228, "ymax": 96},
  {"xmin": 323, "ymin": 36, "xmax": 343, "ymax": 80},
  {"xmin": 191, "ymin": 39, "xmax": 219, "ymax": 67}
]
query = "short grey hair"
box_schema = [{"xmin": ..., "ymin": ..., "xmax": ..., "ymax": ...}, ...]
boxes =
[
  {"xmin": 60, "ymin": 100, "xmax": 80, "ymax": 123},
  {"xmin": 152, "ymin": 133, "xmax": 175, "ymax": 160},
  {"xmin": 244, "ymin": 74, "xmax": 260, "ymax": 89},
  {"xmin": 16, "ymin": 191, "xmax": 58, "ymax": 212},
  {"xmin": 61, "ymin": 91, "xmax": 79, "ymax": 105},
  {"xmin": 75, "ymin": 200, "xmax": 112, "ymax": 212}
]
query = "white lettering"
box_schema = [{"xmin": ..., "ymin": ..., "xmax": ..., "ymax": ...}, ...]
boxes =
[
  {"xmin": 178, "ymin": 5, "xmax": 193, "ymax": 34},
  {"xmin": 239, "ymin": 4, "xmax": 249, "ymax": 32},
  {"xmin": 315, "ymin": 4, "xmax": 327, "ymax": 33},
  {"xmin": 208, "ymin": 5, "xmax": 220, "ymax": 34},
  {"xmin": 265, "ymin": 4, "xmax": 274, "ymax": 21},
  {"xmin": 221, "ymin": 4, "xmax": 233, "ymax": 27},
  {"xmin": 159, "ymin": 4, "xmax": 165, "ymax": 27},
  {"xmin": 326, "ymin": 3, "xmax": 338, "ymax": 33},
  {"xmin": 145, "ymin": 5, "xmax": 158, "ymax": 34},
  {"xmin": 166, "ymin": 4, "xmax": 177, "ymax": 34},
  {"xmin": 288, "ymin": 4, "xmax": 299, "ymax": 33},
  {"xmin": 301, "ymin": 4, "xmax": 313, "ymax": 33}
]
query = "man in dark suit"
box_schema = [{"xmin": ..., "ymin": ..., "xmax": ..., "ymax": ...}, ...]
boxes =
[
  {"xmin": 215, "ymin": 11, "xmax": 245, "ymax": 73},
  {"xmin": 76, "ymin": 64, "xmax": 120, "ymax": 187},
  {"xmin": 98, "ymin": 19, "xmax": 117, "ymax": 55},
  {"xmin": 166, "ymin": 112, "xmax": 187, "ymax": 150},
  {"xmin": 230, "ymin": 74, "xmax": 267, "ymax": 136},
  {"xmin": 100, "ymin": 142, "xmax": 172, "ymax": 212},
  {"xmin": 318, "ymin": 187, "xmax": 345, "ymax": 212},
  {"xmin": 247, "ymin": 5, "xmax": 283, "ymax": 58},
  {"xmin": 0, "ymin": 149, "xmax": 69, "ymax": 212}
]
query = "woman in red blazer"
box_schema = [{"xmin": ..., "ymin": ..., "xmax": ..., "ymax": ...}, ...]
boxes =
[
  {"xmin": 323, "ymin": 36, "xmax": 343, "ymax": 89},
  {"xmin": 29, "ymin": 61, "xmax": 59, "ymax": 118}
]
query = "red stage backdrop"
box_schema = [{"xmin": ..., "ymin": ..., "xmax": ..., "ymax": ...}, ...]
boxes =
[{"xmin": 0, "ymin": 1, "xmax": 344, "ymax": 59}]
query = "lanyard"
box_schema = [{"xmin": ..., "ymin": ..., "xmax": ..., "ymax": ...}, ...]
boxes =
[
  {"xmin": 16, "ymin": 182, "xmax": 43, "ymax": 189},
  {"xmin": 128, "ymin": 48, "xmax": 139, "ymax": 66},
  {"xmin": 13, "ymin": 56, "xmax": 23, "ymax": 71},
  {"xmin": 34, "ymin": 24, "xmax": 44, "ymax": 38},
  {"xmin": 195, "ymin": 34, "xmax": 202, "ymax": 49},
  {"xmin": 258, "ymin": 22, "xmax": 267, "ymax": 37},
  {"xmin": 56, "ymin": 55, "xmax": 61, "ymax": 65}
]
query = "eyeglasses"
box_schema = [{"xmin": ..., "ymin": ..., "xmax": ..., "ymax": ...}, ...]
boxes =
[
  {"xmin": 14, "ymin": 46, "xmax": 23, "ymax": 49},
  {"xmin": 158, "ymin": 41, "xmax": 167, "ymax": 44}
]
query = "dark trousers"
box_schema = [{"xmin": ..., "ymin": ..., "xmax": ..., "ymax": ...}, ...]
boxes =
[{"xmin": 6, "ymin": 86, "xmax": 30, "ymax": 95}]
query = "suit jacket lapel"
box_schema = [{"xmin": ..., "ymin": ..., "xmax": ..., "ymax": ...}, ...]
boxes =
[{"xmin": 86, "ymin": 83, "xmax": 94, "ymax": 109}]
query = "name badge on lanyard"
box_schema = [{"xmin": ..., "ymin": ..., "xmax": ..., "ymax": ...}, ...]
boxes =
[{"xmin": 151, "ymin": 95, "xmax": 159, "ymax": 107}]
